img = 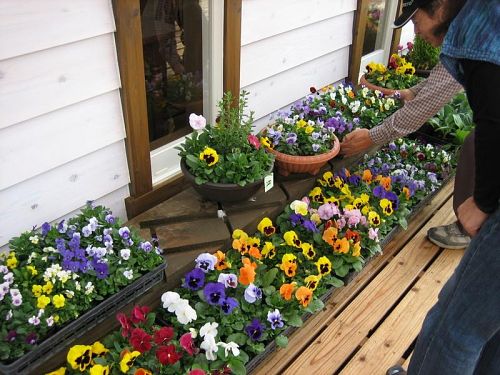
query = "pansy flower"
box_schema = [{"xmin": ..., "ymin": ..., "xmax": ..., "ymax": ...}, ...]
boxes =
[
  {"xmin": 184, "ymin": 268, "xmax": 206, "ymax": 291},
  {"xmin": 257, "ymin": 217, "xmax": 276, "ymax": 236},
  {"xmin": 238, "ymin": 257, "xmax": 257, "ymax": 285},
  {"xmin": 244, "ymin": 283, "xmax": 262, "ymax": 303},
  {"xmin": 279, "ymin": 282, "xmax": 296, "ymax": 300},
  {"xmin": 308, "ymin": 187, "xmax": 325, "ymax": 203},
  {"xmin": 322, "ymin": 171, "xmax": 335, "ymax": 187},
  {"xmin": 345, "ymin": 229, "xmax": 361, "ymax": 244},
  {"xmin": 261, "ymin": 241, "xmax": 276, "ymax": 259},
  {"xmin": 180, "ymin": 332, "xmax": 198, "ymax": 356},
  {"xmin": 214, "ymin": 250, "xmax": 230, "ymax": 270},
  {"xmin": 245, "ymin": 318, "xmax": 264, "ymax": 341},
  {"xmin": 195, "ymin": 253, "xmax": 217, "ymax": 273},
  {"xmin": 68, "ymin": 345, "xmax": 93, "ymax": 371},
  {"xmin": 290, "ymin": 200, "xmax": 309, "ymax": 215},
  {"xmin": 316, "ymin": 256, "xmax": 332, "ymax": 276},
  {"xmin": 295, "ymin": 286, "xmax": 313, "ymax": 307},
  {"xmin": 199, "ymin": 147, "xmax": 219, "ymax": 166},
  {"xmin": 154, "ymin": 326, "xmax": 174, "ymax": 345},
  {"xmin": 156, "ymin": 344, "xmax": 182, "ymax": 365},
  {"xmin": 304, "ymin": 275, "xmax": 321, "ymax": 291},
  {"xmin": 232, "ymin": 229, "xmax": 249, "ymax": 241},
  {"xmin": 129, "ymin": 328, "xmax": 152, "ymax": 353},
  {"xmin": 267, "ymin": 309, "xmax": 285, "ymax": 330},
  {"xmin": 217, "ymin": 273, "xmax": 238, "ymax": 288},
  {"xmin": 322, "ymin": 227, "xmax": 338, "ymax": 246},
  {"xmin": 221, "ymin": 296, "xmax": 239, "ymax": 314},
  {"xmin": 301, "ymin": 242, "xmax": 316, "ymax": 260},
  {"xmin": 352, "ymin": 242, "xmax": 362, "ymax": 257},
  {"xmin": 368, "ymin": 211, "xmax": 381, "ymax": 226},
  {"xmin": 334, "ymin": 238, "xmax": 350, "ymax": 254},
  {"xmin": 203, "ymin": 282, "xmax": 226, "ymax": 305},
  {"xmin": 380, "ymin": 199, "xmax": 394, "ymax": 216},
  {"xmin": 283, "ymin": 231, "xmax": 301, "ymax": 248}
]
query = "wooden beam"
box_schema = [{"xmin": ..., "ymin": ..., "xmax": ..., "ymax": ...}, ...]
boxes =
[
  {"xmin": 113, "ymin": 0, "xmax": 153, "ymax": 197},
  {"xmin": 390, "ymin": 0, "xmax": 404, "ymax": 62},
  {"xmin": 224, "ymin": 0, "xmax": 242, "ymax": 97},
  {"xmin": 348, "ymin": 0, "xmax": 369, "ymax": 86}
]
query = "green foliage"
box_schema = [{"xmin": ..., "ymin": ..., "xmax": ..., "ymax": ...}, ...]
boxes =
[
  {"xmin": 177, "ymin": 91, "xmax": 274, "ymax": 186},
  {"xmin": 427, "ymin": 92, "xmax": 474, "ymax": 144},
  {"xmin": 407, "ymin": 35, "xmax": 441, "ymax": 71}
]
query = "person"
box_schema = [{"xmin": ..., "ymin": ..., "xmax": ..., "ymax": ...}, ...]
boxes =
[
  {"xmin": 341, "ymin": 27, "xmax": 475, "ymax": 248},
  {"xmin": 381, "ymin": 0, "xmax": 500, "ymax": 374}
]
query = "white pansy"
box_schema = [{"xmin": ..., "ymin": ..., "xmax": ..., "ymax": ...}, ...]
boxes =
[
  {"xmin": 200, "ymin": 322, "xmax": 219, "ymax": 338},
  {"xmin": 161, "ymin": 291, "xmax": 181, "ymax": 312},
  {"xmin": 6, "ymin": 310, "xmax": 12, "ymax": 320},
  {"xmin": 175, "ymin": 300, "xmax": 197, "ymax": 325},
  {"xmin": 123, "ymin": 269, "xmax": 134, "ymax": 280},
  {"xmin": 28, "ymin": 316, "xmax": 40, "ymax": 325},
  {"xmin": 200, "ymin": 335, "xmax": 218, "ymax": 361},
  {"xmin": 120, "ymin": 249, "xmax": 131, "ymax": 260},
  {"xmin": 29, "ymin": 236, "xmax": 39, "ymax": 244},
  {"xmin": 218, "ymin": 341, "xmax": 240, "ymax": 357},
  {"xmin": 85, "ymin": 281, "xmax": 95, "ymax": 295}
]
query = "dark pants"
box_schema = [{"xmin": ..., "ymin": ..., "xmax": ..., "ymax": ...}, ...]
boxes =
[{"xmin": 453, "ymin": 129, "xmax": 475, "ymax": 216}]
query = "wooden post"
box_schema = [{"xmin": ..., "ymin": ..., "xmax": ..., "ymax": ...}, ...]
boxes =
[{"xmin": 224, "ymin": 0, "xmax": 242, "ymax": 98}]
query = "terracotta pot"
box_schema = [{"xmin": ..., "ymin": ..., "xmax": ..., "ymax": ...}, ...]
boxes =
[
  {"xmin": 359, "ymin": 74, "xmax": 397, "ymax": 96},
  {"xmin": 180, "ymin": 160, "xmax": 270, "ymax": 202},
  {"xmin": 265, "ymin": 135, "xmax": 340, "ymax": 176}
]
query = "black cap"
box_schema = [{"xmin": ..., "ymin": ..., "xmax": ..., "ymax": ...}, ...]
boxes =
[{"xmin": 393, "ymin": 0, "xmax": 431, "ymax": 28}]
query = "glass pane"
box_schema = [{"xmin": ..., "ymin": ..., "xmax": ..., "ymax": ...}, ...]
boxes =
[
  {"xmin": 362, "ymin": 0, "xmax": 387, "ymax": 55},
  {"xmin": 140, "ymin": 0, "xmax": 207, "ymax": 150}
]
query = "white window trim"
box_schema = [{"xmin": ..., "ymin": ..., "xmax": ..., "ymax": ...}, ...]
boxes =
[{"xmin": 151, "ymin": 0, "xmax": 224, "ymax": 186}]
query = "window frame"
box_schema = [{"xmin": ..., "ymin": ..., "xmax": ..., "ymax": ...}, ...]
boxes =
[{"xmin": 113, "ymin": 0, "xmax": 242, "ymax": 218}]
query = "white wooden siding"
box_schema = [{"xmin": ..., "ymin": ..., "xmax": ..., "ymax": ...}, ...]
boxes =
[
  {"xmin": 0, "ymin": 33, "xmax": 121, "ymax": 129},
  {"xmin": 0, "ymin": 141, "xmax": 130, "ymax": 247},
  {"xmin": 0, "ymin": 0, "xmax": 115, "ymax": 60},
  {"xmin": 0, "ymin": 0, "xmax": 130, "ymax": 249},
  {"xmin": 241, "ymin": 0, "xmax": 355, "ymax": 129},
  {"xmin": 241, "ymin": 0, "xmax": 357, "ymax": 45}
]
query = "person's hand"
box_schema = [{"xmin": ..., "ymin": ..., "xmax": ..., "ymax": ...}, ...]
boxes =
[
  {"xmin": 457, "ymin": 197, "xmax": 489, "ymax": 237},
  {"xmin": 340, "ymin": 128, "xmax": 374, "ymax": 157},
  {"xmin": 397, "ymin": 89, "xmax": 415, "ymax": 102}
]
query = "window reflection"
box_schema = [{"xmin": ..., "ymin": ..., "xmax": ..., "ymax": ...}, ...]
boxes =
[
  {"xmin": 362, "ymin": 0, "xmax": 387, "ymax": 55},
  {"xmin": 140, "ymin": 0, "xmax": 205, "ymax": 150}
]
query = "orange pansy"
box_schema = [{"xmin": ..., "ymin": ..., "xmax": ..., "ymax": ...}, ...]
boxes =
[
  {"xmin": 214, "ymin": 250, "xmax": 230, "ymax": 270},
  {"xmin": 238, "ymin": 257, "xmax": 257, "ymax": 285},
  {"xmin": 280, "ymin": 283, "xmax": 296, "ymax": 300},
  {"xmin": 295, "ymin": 286, "xmax": 313, "ymax": 307},
  {"xmin": 322, "ymin": 227, "xmax": 338, "ymax": 246},
  {"xmin": 333, "ymin": 238, "xmax": 350, "ymax": 254}
]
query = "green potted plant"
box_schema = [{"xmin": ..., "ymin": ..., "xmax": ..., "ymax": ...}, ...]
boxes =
[
  {"xmin": 176, "ymin": 91, "xmax": 274, "ymax": 202},
  {"xmin": 405, "ymin": 35, "xmax": 441, "ymax": 77}
]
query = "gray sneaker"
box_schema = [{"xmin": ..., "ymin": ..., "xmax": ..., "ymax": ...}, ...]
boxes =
[{"xmin": 427, "ymin": 222, "xmax": 471, "ymax": 249}]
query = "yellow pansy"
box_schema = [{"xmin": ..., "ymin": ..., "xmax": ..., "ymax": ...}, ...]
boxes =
[
  {"xmin": 260, "ymin": 136, "xmax": 272, "ymax": 148},
  {"xmin": 283, "ymin": 231, "xmax": 301, "ymax": 248},
  {"xmin": 120, "ymin": 350, "xmax": 141, "ymax": 373},
  {"xmin": 27, "ymin": 265, "xmax": 38, "ymax": 276},
  {"xmin": 232, "ymin": 229, "xmax": 248, "ymax": 241},
  {"xmin": 32, "ymin": 285, "xmax": 43, "ymax": 297},
  {"xmin": 352, "ymin": 242, "xmax": 362, "ymax": 257},
  {"xmin": 45, "ymin": 367, "xmax": 66, "ymax": 375},
  {"xmin": 290, "ymin": 200, "xmax": 308, "ymax": 215},
  {"xmin": 261, "ymin": 242, "xmax": 276, "ymax": 259},
  {"xmin": 6, "ymin": 256, "xmax": 18, "ymax": 269},
  {"xmin": 257, "ymin": 217, "xmax": 276, "ymax": 237},
  {"xmin": 37, "ymin": 295, "xmax": 51, "ymax": 309},
  {"xmin": 304, "ymin": 275, "xmax": 322, "ymax": 291},
  {"xmin": 305, "ymin": 125, "xmax": 315, "ymax": 134},
  {"xmin": 310, "ymin": 213, "xmax": 321, "ymax": 225},
  {"xmin": 53, "ymin": 294, "xmax": 66, "ymax": 309},
  {"xmin": 308, "ymin": 188, "xmax": 324, "ymax": 203},
  {"xmin": 368, "ymin": 211, "xmax": 381, "ymax": 226},
  {"xmin": 322, "ymin": 171, "xmax": 335, "ymax": 186},
  {"xmin": 316, "ymin": 256, "xmax": 332, "ymax": 276},
  {"xmin": 91, "ymin": 341, "xmax": 109, "ymax": 359},
  {"xmin": 296, "ymin": 119, "xmax": 307, "ymax": 128},
  {"xmin": 89, "ymin": 365, "xmax": 109, "ymax": 375},
  {"xmin": 43, "ymin": 281, "xmax": 54, "ymax": 294},
  {"xmin": 380, "ymin": 199, "xmax": 394, "ymax": 216},
  {"xmin": 360, "ymin": 193, "xmax": 370, "ymax": 204},
  {"xmin": 301, "ymin": 242, "xmax": 316, "ymax": 260},
  {"xmin": 68, "ymin": 345, "xmax": 92, "ymax": 371},
  {"xmin": 199, "ymin": 147, "xmax": 219, "ymax": 166}
]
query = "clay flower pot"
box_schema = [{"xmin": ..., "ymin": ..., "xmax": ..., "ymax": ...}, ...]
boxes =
[
  {"xmin": 359, "ymin": 74, "xmax": 397, "ymax": 97},
  {"xmin": 265, "ymin": 135, "xmax": 340, "ymax": 176}
]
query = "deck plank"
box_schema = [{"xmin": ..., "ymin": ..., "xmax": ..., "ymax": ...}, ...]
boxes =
[
  {"xmin": 252, "ymin": 181, "xmax": 454, "ymax": 375},
  {"xmin": 339, "ymin": 249, "xmax": 463, "ymax": 374},
  {"xmin": 283, "ymin": 198, "xmax": 455, "ymax": 375}
]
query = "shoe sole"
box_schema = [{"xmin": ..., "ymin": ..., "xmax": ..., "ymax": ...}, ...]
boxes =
[{"xmin": 427, "ymin": 235, "xmax": 469, "ymax": 250}]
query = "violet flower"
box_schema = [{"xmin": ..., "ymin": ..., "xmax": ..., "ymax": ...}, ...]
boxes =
[
  {"xmin": 184, "ymin": 268, "xmax": 206, "ymax": 291},
  {"xmin": 221, "ymin": 297, "xmax": 239, "ymax": 314},
  {"xmin": 267, "ymin": 309, "xmax": 284, "ymax": 330},
  {"xmin": 245, "ymin": 319, "xmax": 264, "ymax": 341},
  {"xmin": 203, "ymin": 282, "xmax": 226, "ymax": 305}
]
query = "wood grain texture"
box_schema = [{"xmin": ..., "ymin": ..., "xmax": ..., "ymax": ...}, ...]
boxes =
[
  {"xmin": 0, "ymin": 33, "xmax": 121, "ymax": 129},
  {"xmin": 113, "ymin": 0, "xmax": 153, "ymax": 198},
  {"xmin": 0, "ymin": 0, "xmax": 116, "ymax": 60},
  {"xmin": 252, "ymin": 181, "xmax": 454, "ymax": 375},
  {"xmin": 241, "ymin": 0, "xmax": 356, "ymax": 45},
  {"xmin": 348, "ymin": 0, "xmax": 368, "ymax": 86},
  {"xmin": 0, "ymin": 141, "xmax": 130, "ymax": 247},
  {"xmin": 224, "ymin": 0, "xmax": 242, "ymax": 98},
  {"xmin": 0, "ymin": 90, "xmax": 125, "ymax": 190},
  {"xmin": 283, "ymin": 199, "xmax": 456, "ymax": 374},
  {"xmin": 240, "ymin": 12, "xmax": 354, "ymax": 87},
  {"xmin": 340, "ymin": 250, "xmax": 463, "ymax": 374}
]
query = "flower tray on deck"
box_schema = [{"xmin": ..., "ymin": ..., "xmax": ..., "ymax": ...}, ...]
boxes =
[{"xmin": 0, "ymin": 263, "xmax": 167, "ymax": 375}]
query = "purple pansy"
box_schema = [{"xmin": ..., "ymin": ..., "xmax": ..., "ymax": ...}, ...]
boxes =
[
  {"xmin": 221, "ymin": 297, "xmax": 239, "ymax": 315},
  {"xmin": 184, "ymin": 268, "xmax": 206, "ymax": 291},
  {"xmin": 195, "ymin": 253, "xmax": 217, "ymax": 273},
  {"xmin": 41, "ymin": 222, "xmax": 51, "ymax": 236},
  {"xmin": 244, "ymin": 284, "xmax": 262, "ymax": 303},
  {"xmin": 203, "ymin": 282, "xmax": 226, "ymax": 306},
  {"xmin": 245, "ymin": 319, "xmax": 264, "ymax": 341},
  {"xmin": 267, "ymin": 309, "xmax": 284, "ymax": 330}
]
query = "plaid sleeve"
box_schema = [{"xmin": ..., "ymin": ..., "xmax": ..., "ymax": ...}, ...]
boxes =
[{"xmin": 369, "ymin": 63, "xmax": 463, "ymax": 145}]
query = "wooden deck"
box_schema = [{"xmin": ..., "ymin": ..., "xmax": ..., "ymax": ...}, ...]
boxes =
[{"xmin": 252, "ymin": 180, "xmax": 464, "ymax": 375}]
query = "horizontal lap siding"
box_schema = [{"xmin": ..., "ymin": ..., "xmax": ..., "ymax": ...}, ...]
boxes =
[
  {"xmin": 240, "ymin": 0, "xmax": 355, "ymax": 129},
  {"xmin": 0, "ymin": 0, "xmax": 130, "ymax": 248}
]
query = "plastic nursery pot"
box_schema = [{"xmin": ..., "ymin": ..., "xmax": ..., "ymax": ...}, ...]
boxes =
[
  {"xmin": 265, "ymin": 135, "xmax": 340, "ymax": 176},
  {"xmin": 359, "ymin": 74, "xmax": 397, "ymax": 97},
  {"xmin": 180, "ymin": 160, "xmax": 271, "ymax": 203}
]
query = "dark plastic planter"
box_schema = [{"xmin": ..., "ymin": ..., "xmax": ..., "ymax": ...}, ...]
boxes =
[
  {"xmin": 181, "ymin": 160, "xmax": 271, "ymax": 203},
  {"xmin": 0, "ymin": 263, "xmax": 167, "ymax": 375}
]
